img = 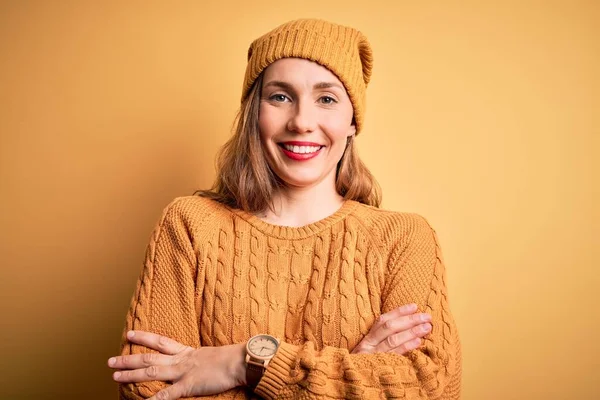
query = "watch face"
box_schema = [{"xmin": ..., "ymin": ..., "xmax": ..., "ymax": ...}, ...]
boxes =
[{"xmin": 248, "ymin": 335, "xmax": 278, "ymax": 358}]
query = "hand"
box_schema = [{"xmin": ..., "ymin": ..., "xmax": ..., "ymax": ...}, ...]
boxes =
[
  {"xmin": 108, "ymin": 330, "xmax": 246, "ymax": 399},
  {"xmin": 351, "ymin": 303, "xmax": 432, "ymax": 355}
]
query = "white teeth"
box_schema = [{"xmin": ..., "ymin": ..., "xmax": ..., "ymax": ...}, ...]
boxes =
[{"xmin": 282, "ymin": 144, "xmax": 321, "ymax": 154}]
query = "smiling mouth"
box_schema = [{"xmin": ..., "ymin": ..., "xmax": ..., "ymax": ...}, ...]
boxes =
[{"xmin": 278, "ymin": 143, "xmax": 325, "ymax": 154}]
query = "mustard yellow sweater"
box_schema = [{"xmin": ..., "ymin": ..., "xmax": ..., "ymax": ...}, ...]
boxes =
[{"xmin": 118, "ymin": 196, "xmax": 461, "ymax": 399}]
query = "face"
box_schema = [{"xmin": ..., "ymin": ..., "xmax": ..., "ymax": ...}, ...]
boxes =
[{"xmin": 258, "ymin": 58, "xmax": 356, "ymax": 190}]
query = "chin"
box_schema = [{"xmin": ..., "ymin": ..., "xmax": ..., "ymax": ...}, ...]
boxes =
[
  {"xmin": 276, "ymin": 171, "xmax": 325, "ymax": 188},
  {"xmin": 281, "ymin": 177, "xmax": 321, "ymax": 188}
]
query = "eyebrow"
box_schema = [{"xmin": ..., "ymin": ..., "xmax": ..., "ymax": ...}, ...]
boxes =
[{"xmin": 263, "ymin": 80, "xmax": 344, "ymax": 92}]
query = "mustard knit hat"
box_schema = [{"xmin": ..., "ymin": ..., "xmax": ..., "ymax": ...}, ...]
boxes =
[{"xmin": 241, "ymin": 18, "xmax": 373, "ymax": 134}]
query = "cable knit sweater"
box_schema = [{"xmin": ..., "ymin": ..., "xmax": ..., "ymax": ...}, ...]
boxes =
[{"xmin": 118, "ymin": 195, "xmax": 461, "ymax": 399}]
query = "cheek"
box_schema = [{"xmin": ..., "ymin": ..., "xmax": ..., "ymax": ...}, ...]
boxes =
[
  {"xmin": 322, "ymin": 104, "xmax": 354, "ymax": 133},
  {"xmin": 322, "ymin": 117, "xmax": 352, "ymax": 142},
  {"xmin": 258, "ymin": 105, "xmax": 283, "ymax": 140}
]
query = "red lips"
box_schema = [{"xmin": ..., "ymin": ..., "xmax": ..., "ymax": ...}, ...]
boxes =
[
  {"xmin": 278, "ymin": 141, "xmax": 324, "ymax": 161},
  {"xmin": 279, "ymin": 141, "xmax": 323, "ymax": 146}
]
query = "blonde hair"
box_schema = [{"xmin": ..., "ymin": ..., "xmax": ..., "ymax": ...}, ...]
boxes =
[{"xmin": 195, "ymin": 73, "xmax": 382, "ymax": 212}]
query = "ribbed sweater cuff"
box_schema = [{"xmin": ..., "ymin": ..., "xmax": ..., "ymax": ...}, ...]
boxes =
[{"xmin": 254, "ymin": 342, "xmax": 299, "ymax": 399}]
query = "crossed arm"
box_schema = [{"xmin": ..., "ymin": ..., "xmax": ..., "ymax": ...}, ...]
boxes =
[{"xmin": 108, "ymin": 206, "xmax": 461, "ymax": 399}]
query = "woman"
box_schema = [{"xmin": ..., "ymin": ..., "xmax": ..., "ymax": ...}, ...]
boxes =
[{"xmin": 108, "ymin": 18, "xmax": 461, "ymax": 399}]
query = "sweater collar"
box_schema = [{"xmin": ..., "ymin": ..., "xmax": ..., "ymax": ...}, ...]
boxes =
[{"xmin": 231, "ymin": 200, "xmax": 360, "ymax": 240}]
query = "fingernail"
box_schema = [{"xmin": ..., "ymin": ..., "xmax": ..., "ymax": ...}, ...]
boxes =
[
  {"xmin": 421, "ymin": 314, "xmax": 431, "ymax": 322},
  {"xmin": 108, "ymin": 357, "xmax": 116, "ymax": 366},
  {"xmin": 402, "ymin": 303, "xmax": 416, "ymax": 312},
  {"xmin": 423, "ymin": 323, "xmax": 432, "ymax": 332},
  {"xmin": 127, "ymin": 331, "xmax": 135, "ymax": 338},
  {"xmin": 114, "ymin": 372, "xmax": 121, "ymax": 379}
]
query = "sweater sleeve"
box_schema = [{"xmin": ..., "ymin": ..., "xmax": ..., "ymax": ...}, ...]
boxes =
[
  {"xmin": 253, "ymin": 215, "xmax": 462, "ymax": 400},
  {"xmin": 118, "ymin": 198, "xmax": 203, "ymax": 400}
]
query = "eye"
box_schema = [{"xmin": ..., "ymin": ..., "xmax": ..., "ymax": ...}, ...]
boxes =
[
  {"xmin": 319, "ymin": 96, "xmax": 337, "ymax": 105},
  {"xmin": 269, "ymin": 94, "xmax": 289, "ymax": 103}
]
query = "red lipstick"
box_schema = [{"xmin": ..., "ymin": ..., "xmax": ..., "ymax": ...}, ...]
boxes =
[
  {"xmin": 280, "ymin": 141, "xmax": 323, "ymax": 146},
  {"xmin": 278, "ymin": 142, "xmax": 324, "ymax": 161}
]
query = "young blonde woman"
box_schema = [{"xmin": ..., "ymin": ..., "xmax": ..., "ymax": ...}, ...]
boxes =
[{"xmin": 108, "ymin": 18, "xmax": 462, "ymax": 400}]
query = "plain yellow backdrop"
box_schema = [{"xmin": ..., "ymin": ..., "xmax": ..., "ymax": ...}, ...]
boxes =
[{"xmin": 0, "ymin": 1, "xmax": 597, "ymax": 399}]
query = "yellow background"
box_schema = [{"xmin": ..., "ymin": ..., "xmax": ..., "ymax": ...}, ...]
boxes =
[{"xmin": 1, "ymin": 1, "xmax": 597, "ymax": 399}]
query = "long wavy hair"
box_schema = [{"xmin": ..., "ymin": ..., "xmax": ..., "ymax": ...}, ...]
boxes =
[{"xmin": 194, "ymin": 72, "xmax": 382, "ymax": 213}]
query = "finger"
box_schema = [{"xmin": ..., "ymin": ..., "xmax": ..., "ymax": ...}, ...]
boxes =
[
  {"xmin": 362, "ymin": 312, "xmax": 431, "ymax": 348},
  {"xmin": 126, "ymin": 331, "xmax": 190, "ymax": 355},
  {"xmin": 112, "ymin": 364, "xmax": 182, "ymax": 383},
  {"xmin": 107, "ymin": 352, "xmax": 174, "ymax": 370},
  {"xmin": 357, "ymin": 304, "xmax": 416, "ymax": 348},
  {"xmin": 375, "ymin": 322, "xmax": 432, "ymax": 353},
  {"xmin": 390, "ymin": 337, "xmax": 422, "ymax": 355},
  {"xmin": 371, "ymin": 303, "xmax": 418, "ymax": 331},
  {"xmin": 148, "ymin": 382, "xmax": 185, "ymax": 400},
  {"xmin": 367, "ymin": 303, "xmax": 428, "ymax": 337}
]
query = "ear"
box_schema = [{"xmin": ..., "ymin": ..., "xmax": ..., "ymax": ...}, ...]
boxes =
[
  {"xmin": 346, "ymin": 128, "xmax": 356, "ymax": 147},
  {"xmin": 348, "ymin": 124, "xmax": 357, "ymax": 138}
]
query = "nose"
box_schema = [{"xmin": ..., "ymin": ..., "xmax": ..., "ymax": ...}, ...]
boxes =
[{"xmin": 287, "ymin": 98, "xmax": 317, "ymax": 134}]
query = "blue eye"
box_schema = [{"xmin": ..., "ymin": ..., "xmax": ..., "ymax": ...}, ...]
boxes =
[
  {"xmin": 320, "ymin": 96, "xmax": 337, "ymax": 104},
  {"xmin": 270, "ymin": 94, "xmax": 288, "ymax": 102}
]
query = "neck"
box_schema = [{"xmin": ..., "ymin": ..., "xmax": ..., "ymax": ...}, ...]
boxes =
[{"xmin": 257, "ymin": 179, "xmax": 345, "ymax": 228}]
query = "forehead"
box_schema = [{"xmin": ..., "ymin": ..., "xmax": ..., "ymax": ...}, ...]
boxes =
[{"xmin": 263, "ymin": 58, "xmax": 343, "ymax": 87}]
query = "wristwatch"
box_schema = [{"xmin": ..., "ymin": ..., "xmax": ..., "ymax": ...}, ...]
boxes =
[{"xmin": 245, "ymin": 334, "xmax": 280, "ymax": 390}]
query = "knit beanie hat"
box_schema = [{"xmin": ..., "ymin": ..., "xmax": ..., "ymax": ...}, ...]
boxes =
[{"xmin": 241, "ymin": 18, "xmax": 373, "ymax": 134}]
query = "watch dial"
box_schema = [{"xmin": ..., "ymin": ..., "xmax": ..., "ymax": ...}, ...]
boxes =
[{"xmin": 249, "ymin": 335, "xmax": 278, "ymax": 357}]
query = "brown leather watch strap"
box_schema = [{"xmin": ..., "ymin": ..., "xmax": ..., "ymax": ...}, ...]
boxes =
[{"xmin": 246, "ymin": 360, "xmax": 264, "ymax": 390}]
